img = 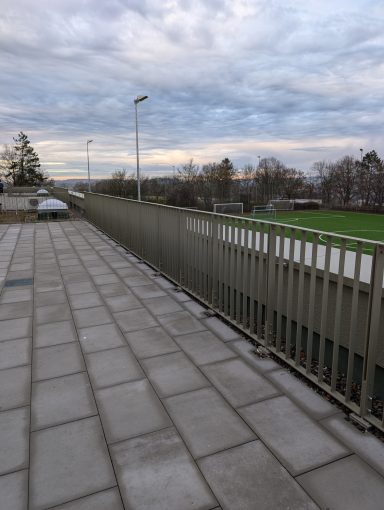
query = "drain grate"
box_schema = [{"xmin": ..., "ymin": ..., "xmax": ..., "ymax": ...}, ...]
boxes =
[{"xmin": 4, "ymin": 278, "xmax": 34, "ymax": 287}]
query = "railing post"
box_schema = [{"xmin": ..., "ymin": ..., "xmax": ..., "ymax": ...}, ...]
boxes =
[
  {"xmin": 360, "ymin": 244, "xmax": 384, "ymax": 418},
  {"xmin": 266, "ymin": 223, "xmax": 276, "ymax": 346}
]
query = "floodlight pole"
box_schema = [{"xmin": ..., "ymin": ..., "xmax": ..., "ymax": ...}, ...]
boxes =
[
  {"xmin": 134, "ymin": 95, "xmax": 148, "ymax": 201},
  {"xmin": 86, "ymin": 139, "xmax": 93, "ymax": 192},
  {"xmin": 360, "ymin": 148, "xmax": 363, "ymax": 162}
]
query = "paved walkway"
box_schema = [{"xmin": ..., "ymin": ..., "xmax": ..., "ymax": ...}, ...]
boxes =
[{"xmin": 1, "ymin": 220, "xmax": 384, "ymax": 510}]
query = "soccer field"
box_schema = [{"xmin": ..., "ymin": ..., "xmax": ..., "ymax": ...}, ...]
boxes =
[{"xmin": 271, "ymin": 210, "xmax": 384, "ymax": 244}]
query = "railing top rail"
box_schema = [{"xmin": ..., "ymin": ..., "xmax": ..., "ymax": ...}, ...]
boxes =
[{"xmin": 75, "ymin": 190, "xmax": 384, "ymax": 247}]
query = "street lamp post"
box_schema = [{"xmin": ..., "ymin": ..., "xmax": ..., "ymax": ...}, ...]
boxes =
[
  {"xmin": 360, "ymin": 148, "xmax": 363, "ymax": 162},
  {"xmin": 134, "ymin": 95, "xmax": 148, "ymax": 201},
  {"xmin": 86, "ymin": 139, "xmax": 93, "ymax": 192}
]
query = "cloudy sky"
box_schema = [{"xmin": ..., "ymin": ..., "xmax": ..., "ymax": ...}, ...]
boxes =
[{"xmin": 1, "ymin": 0, "xmax": 383, "ymax": 180}]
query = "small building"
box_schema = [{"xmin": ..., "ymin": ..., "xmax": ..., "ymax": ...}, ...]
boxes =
[{"xmin": 37, "ymin": 199, "xmax": 69, "ymax": 220}]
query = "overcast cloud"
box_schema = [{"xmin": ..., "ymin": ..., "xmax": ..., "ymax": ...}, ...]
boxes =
[{"xmin": 1, "ymin": 0, "xmax": 383, "ymax": 179}]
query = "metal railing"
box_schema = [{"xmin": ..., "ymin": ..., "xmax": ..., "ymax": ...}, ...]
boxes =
[{"xmin": 61, "ymin": 191, "xmax": 384, "ymax": 430}]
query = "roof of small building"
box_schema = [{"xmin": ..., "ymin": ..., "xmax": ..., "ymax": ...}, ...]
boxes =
[
  {"xmin": 37, "ymin": 198, "xmax": 68, "ymax": 210},
  {"xmin": 37, "ymin": 189, "xmax": 49, "ymax": 195}
]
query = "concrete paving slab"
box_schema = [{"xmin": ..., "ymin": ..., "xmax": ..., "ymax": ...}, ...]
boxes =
[
  {"xmin": 86, "ymin": 346, "xmax": 144, "ymax": 389},
  {"xmin": 104, "ymin": 293, "xmax": 141, "ymax": 312},
  {"xmin": 174, "ymin": 330, "xmax": 238, "ymax": 366},
  {"xmin": 69, "ymin": 292, "xmax": 104, "ymax": 310},
  {"xmin": 0, "ymin": 470, "xmax": 28, "ymax": 510},
  {"xmin": 0, "ymin": 317, "xmax": 32, "ymax": 342},
  {"xmin": 93, "ymin": 273, "xmax": 120, "ymax": 285},
  {"xmin": 239, "ymin": 395, "xmax": 349, "ymax": 475},
  {"xmin": 198, "ymin": 441, "xmax": 319, "ymax": 510},
  {"xmin": 0, "ymin": 407, "xmax": 29, "ymax": 475},
  {"xmin": 35, "ymin": 303, "xmax": 72, "ymax": 324},
  {"xmin": 111, "ymin": 427, "xmax": 217, "ymax": 510},
  {"xmin": 0, "ymin": 366, "xmax": 30, "ymax": 411},
  {"xmin": 52, "ymin": 487, "xmax": 124, "ymax": 509},
  {"xmin": 0, "ymin": 287, "xmax": 33, "ymax": 304},
  {"xmin": 0, "ymin": 301, "xmax": 32, "ymax": 320},
  {"xmin": 60, "ymin": 258, "xmax": 81, "ymax": 267},
  {"xmin": 158, "ymin": 311, "xmax": 206, "ymax": 336},
  {"xmin": 29, "ymin": 416, "xmax": 116, "ymax": 510},
  {"xmin": 164, "ymin": 387, "xmax": 255, "ymax": 459},
  {"xmin": 202, "ymin": 317, "xmax": 240, "ymax": 342},
  {"xmin": 31, "ymin": 372, "xmax": 97, "ymax": 430},
  {"xmin": 321, "ymin": 414, "xmax": 384, "ymax": 477},
  {"xmin": 142, "ymin": 351, "xmax": 210, "ymax": 397},
  {"xmin": 182, "ymin": 300, "xmax": 208, "ymax": 318},
  {"xmin": 66, "ymin": 281, "xmax": 96, "ymax": 295},
  {"xmin": 171, "ymin": 289, "xmax": 193, "ymax": 302},
  {"xmin": 142, "ymin": 295, "xmax": 183, "ymax": 316},
  {"xmin": 74, "ymin": 306, "xmax": 113, "ymax": 328},
  {"xmin": 34, "ymin": 279, "xmax": 63, "ymax": 293},
  {"xmin": 151, "ymin": 275, "xmax": 175, "ymax": 289},
  {"xmin": 113, "ymin": 308, "xmax": 158, "ymax": 333},
  {"xmin": 228, "ymin": 339, "xmax": 281, "ymax": 373},
  {"xmin": 115, "ymin": 266, "xmax": 143, "ymax": 277},
  {"xmin": 96, "ymin": 379, "xmax": 171, "ymax": 443},
  {"xmin": 87, "ymin": 265, "xmax": 112, "ymax": 276},
  {"xmin": 79, "ymin": 323, "xmax": 126, "ymax": 353},
  {"xmin": 125, "ymin": 326, "xmax": 180, "ymax": 359},
  {"xmin": 297, "ymin": 455, "xmax": 384, "ymax": 510},
  {"xmin": 34, "ymin": 290, "xmax": 67, "ymax": 307},
  {"xmin": 201, "ymin": 358, "xmax": 280, "ymax": 407},
  {"xmin": 131, "ymin": 283, "xmax": 168, "ymax": 299},
  {"xmin": 32, "ymin": 342, "xmax": 85, "ymax": 381},
  {"xmin": 267, "ymin": 368, "xmax": 339, "ymax": 420},
  {"xmin": 0, "ymin": 338, "xmax": 31, "ymax": 370},
  {"xmin": 123, "ymin": 275, "xmax": 154, "ymax": 288},
  {"xmin": 98, "ymin": 283, "xmax": 129, "ymax": 297},
  {"xmin": 34, "ymin": 320, "xmax": 77, "ymax": 348}
]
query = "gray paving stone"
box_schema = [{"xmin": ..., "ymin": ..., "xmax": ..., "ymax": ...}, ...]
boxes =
[
  {"xmin": 267, "ymin": 369, "xmax": 339, "ymax": 420},
  {"xmin": 69, "ymin": 292, "xmax": 104, "ymax": 310},
  {"xmin": 116, "ymin": 266, "xmax": 142, "ymax": 277},
  {"xmin": 93, "ymin": 273, "xmax": 120, "ymax": 285},
  {"xmin": 0, "ymin": 366, "xmax": 30, "ymax": 411},
  {"xmin": 31, "ymin": 372, "xmax": 97, "ymax": 430},
  {"xmin": 142, "ymin": 295, "xmax": 183, "ymax": 316},
  {"xmin": 158, "ymin": 311, "xmax": 206, "ymax": 336},
  {"xmin": 201, "ymin": 358, "xmax": 280, "ymax": 407},
  {"xmin": 171, "ymin": 290, "xmax": 193, "ymax": 302},
  {"xmin": 297, "ymin": 455, "xmax": 384, "ymax": 510},
  {"xmin": 0, "ymin": 338, "xmax": 31, "ymax": 370},
  {"xmin": 0, "ymin": 317, "xmax": 32, "ymax": 342},
  {"xmin": 62, "ymin": 271, "xmax": 91, "ymax": 282},
  {"xmin": 151, "ymin": 275, "xmax": 175, "ymax": 289},
  {"xmin": 34, "ymin": 290, "xmax": 67, "ymax": 307},
  {"xmin": 52, "ymin": 487, "xmax": 124, "ymax": 509},
  {"xmin": 239, "ymin": 395, "xmax": 349, "ymax": 475},
  {"xmin": 198, "ymin": 441, "xmax": 319, "ymax": 510},
  {"xmin": 174, "ymin": 330, "xmax": 237, "ymax": 365},
  {"xmin": 104, "ymin": 293, "xmax": 141, "ymax": 312},
  {"xmin": 0, "ymin": 407, "xmax": 29, "ymax": 475},
  {"xmin": 0, "ymin": 470, "xmax": 28, "ymax": 510},
  {"xmin": 0, "ymin": 287, "xmax": 33, "ymax": 303},
  {"xmin": 114, "ymin": 308, "xmax": 158, "ymax": 333},
  {"xmin": 182, "ymin": 300, "xmax": 208, "ymax": 318},
  {"xmin": 74, "ymin": 306, "xmax": 113, "ymax": 328},
  {"xmin": 131, "ymin": 283, "xmax": 168, "ymax": 298},
  {"xmin": 98, "ymin": 283, "xmax": 128, "ymax": 297},
  {"xmin": 228, "ymin": 339, "xmax": 281, "ymax": 372},
  {"xmin": 86, "ymin": 346, "xmax": 144, "ymax": 389},
  {"xmin": 164, "ymin": 387, "xmax": 255, "ymax": 459},
  {"xmin": 60, "ymin": 258, "xmax": 81, "ymax": 267},
  {"xmin": 123, "ymin": 275, "xmax": 154, "ymax": 288},
  {"xmin": 35, "ymin": 303, "xmax": 71, "ymax": 324},
  {"xmin": 34, "ymin": 320, "xmax": 77, "ymax": 348},
  {"xmin": 34, "ymin": 278, "xmax": 64, "ymax": 293},
  {"xmin": 79, "ymin": 323, "xmax": 126, "ymax": 353},
  {"xmin": 0, "ymin": 301, "xmax": 32, "ymax": 320},
  {"xmin": 66, "ymin": 281, "xmax": 96, "ymax": 295},
  {"xmin": 32, "ymin": 342, "xmax": 85, "ymax": 381},
  {"xmin": 322, "ymin": 413, "xmax": 384, "ymax": 477},
  {"xmin": 111, "ymin": 427, "xmax": 217, "ymax": 510},
  {"xmin": 202, "ymin": 317, "xmax": 240, "ymax": 341},
  {"xmin": 29, "ymin": 416, "xmax": 116, "ymax": 510},
  {"xmin": 96, "ymin": 379, "xmax": 171, "ymax": 443},
  {"xmin": 109, "ymin": 259, "xmax": 132, "ymax": 269},
  {"xmin": 125, "ymin": 326, "xmax": 180, "ymax": 359},
  {"xmin": 142, "ymin": 351, "xmax": 210, "ymax": 397}
]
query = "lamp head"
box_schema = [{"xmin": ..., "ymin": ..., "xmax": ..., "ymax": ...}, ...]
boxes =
[
  {"xmin": 87, "ymin": 139, "xmax": 93, "ymax": 144},
  {"xmin": 134, "ymin": 95, "xmax": 148, "ymax": 104}
]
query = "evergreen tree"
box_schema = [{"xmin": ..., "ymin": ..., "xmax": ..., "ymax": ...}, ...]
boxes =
[{"xmin": 2, "ymin": 132, "xmax": 47, "ymax": 186}]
